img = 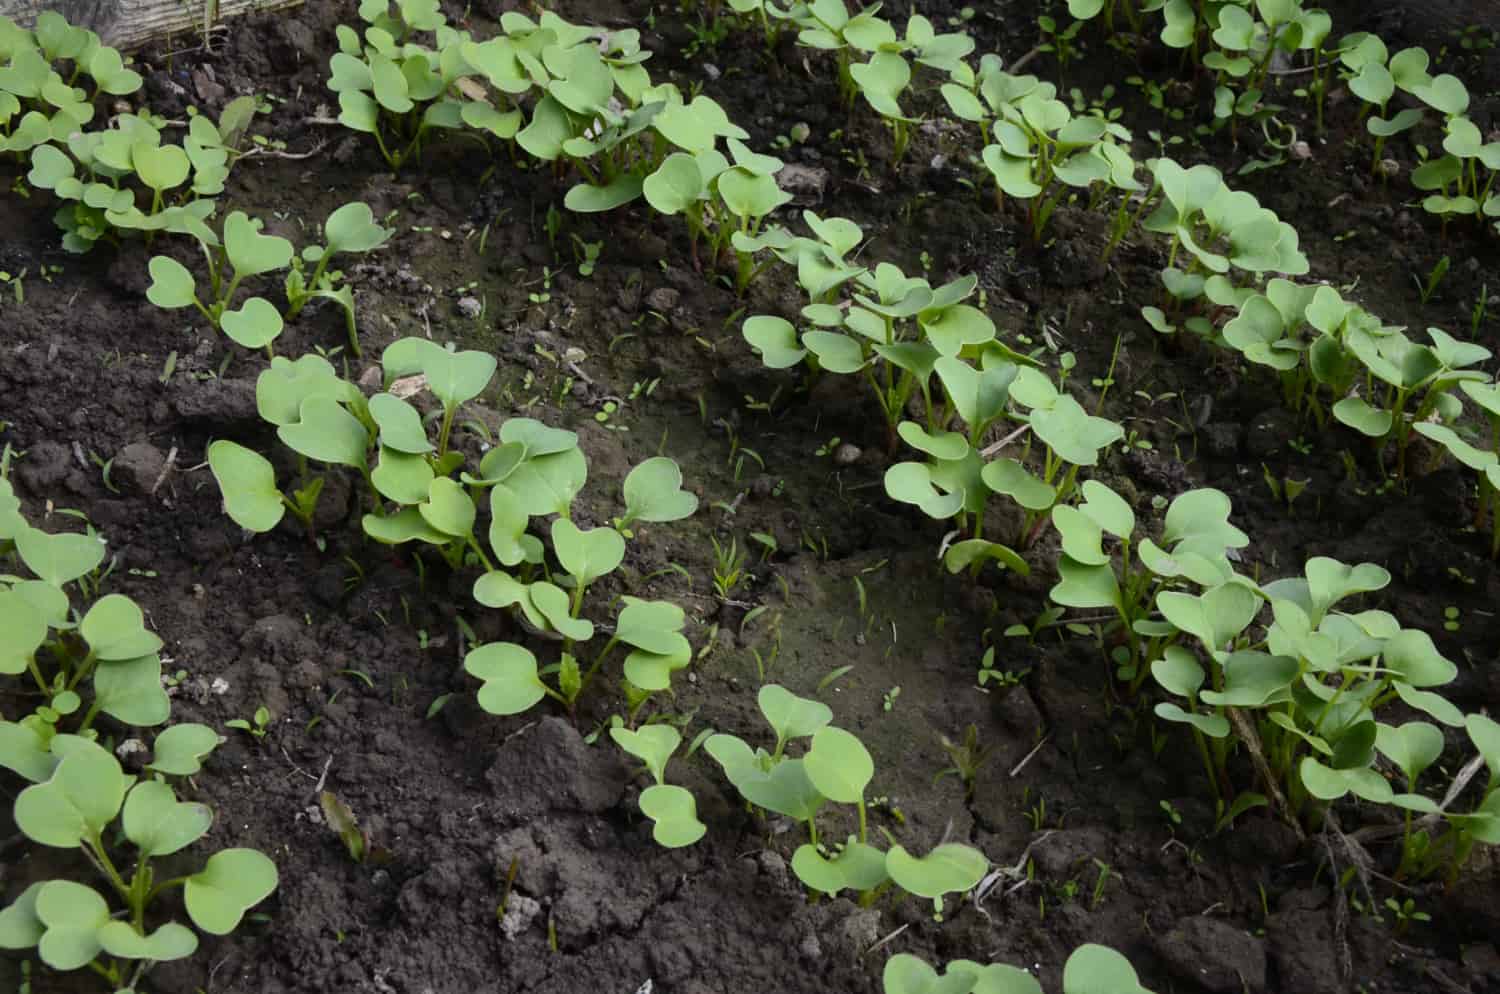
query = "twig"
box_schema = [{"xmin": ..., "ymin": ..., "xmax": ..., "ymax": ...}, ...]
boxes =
[
  {"xmin": 863, "ymin": 923, "xmax": 909, "ymax": 957},
  {"xmin": 1009, "ymin": 734, "xmax": 1050, "ymax": 777},
  {"xmin": 1228, "ymin": 707, "xmax": 1306, "ymax": 840},
  {"xmin": 1007, "ymin": 44, "xmax": 1045, "ymax": 75},
  {"xmin": 151, "ymin": 445, "xmax": 178, "ymax": 496},
  {"xmin": 979, "ymin": 423, "xmax": 1032, "ymax": 458},
  {"xmin": 238, "ymin": 140, "xmax": 329, "ymax": 162},
  {"xmin": 312, "ymin": 754, "xmax": 334, "ymax": 793}
]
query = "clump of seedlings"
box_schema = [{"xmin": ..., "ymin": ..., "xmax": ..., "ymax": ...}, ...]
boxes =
[
  {"xmin": 705, "ymin": 685, "xmax": 989, "ymax": 918},
  {"xmin": 0, "ymin": 736, "xmax": 277, "ymax": 989}
]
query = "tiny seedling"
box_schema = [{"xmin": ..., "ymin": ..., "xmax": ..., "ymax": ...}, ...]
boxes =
[{"xmin": 226, "ymin": 705, "xmax": 271, "ymax": 740}]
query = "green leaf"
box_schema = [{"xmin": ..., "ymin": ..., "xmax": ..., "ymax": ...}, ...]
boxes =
[
  {"xmin": 277, "ymin": 395, "xmax": 369, "ymax": 469},
  {"xmin": 759, "ymin": 684, "xmax": 833, "ymax": 745},
  {"xmin": 551, "ymin": 518, "xmax": 625, "ymax": 587},
  {"xmin": 1332, "ymin": 396, "xmax": 1392, "ymax": 437},
  {"xmin": 564, "ymin": 175, "xmax": 645, "ymax": 212},
  {"xmin": 638, "ymin": 784, "xmax": 706, "ymax": 848},
  {"xmin": 94, "ymin": 654, "xmax": 171, "ymax": 726},
  {"xmin": 147, "ymin": 723, "xmax": 222, "ymax": 777},
  {"xmin": 1375, "ymin": 721, "xmax": 1444, "ymax": 787},
  {"xmin": 1062, "ymin": 943, "xmax": 1154, "ymax": 994},
  {"xmin": 81, "ymin": 593, "xmax": 162, "ymax": 661},
  {"xmin": 363, "ymin": 507, "xmax": 450, "ymax": 545},
  {"xmin": 145, "ymin": 255, "xmax": 198, "ymax": 309},
  {"xmin": 0, "ymin": 589, "xmax": 48, "ymax": 677},
  {"xmin": 611, "ymin": 724, "xmax": 680, "ymax": 784},
  {"xmin": 804, "ymin": 331, "xmax": 867, "ymax": 374},
  {"xmin": 886, "ymin": 842, "xmax": 988, "ymax": 900},
  {"xmin": 255, "ymin": 354, "xmax": 353, "ymax": 426},
  {"xmin": 132, "ymin": 140, "xmax": 190, "ymax": 193},
  {"xmin": 616, "ymin": 597, "xmax": 688, "ymax": 654},
  {"xmin": 1155, "ymin": 702, "xmax": 1230, "ymax": 738},
  {"xmin": 465, "ymin": 641, "xmax": 547, "ymax": 715},
  {"xmin": 224, "ymin": 211, "xmax": 293, "ymax": 279},
  {"xmin": 717, "ymin": 167, "xmax": 792, "ymax": 220},
  {"xmin": 1199, "ymin": 651, "xmax": 1298, "ymax": 708},
  {"xmin": 980, "ymin": 459, "xmax": 1055, "ymax": 511},
  {"xmin": 1030, "ymin": 396, "xmax": 1124, "ymax": 467},
  {"xmin": 644, "ymin": 153, "xmax": 707, "ymax": 215},
  {"xmin": 1049, "ymin": 556, "xmax": 1120, "ymax": 611},
  {"xmin": 1299, "ymin": 757, "xmax": 1393, "ymax": 803},
  {"xmin": 622, "ymin": 637, "xmax": 692, "ymax": 692},
  {"xmin": 507, "ymin": 448, "xmax": 588, "ymax": 517},
  {"xmin": 792, "ymin": 838, "xmax": 890, "ymax": 897},
  {"xmin": 207, "ymin": 441, "xmax": 285, "ymax": 533},
  {"xmin": 0, "ymin": 882, "xmax": 46, "ymax": 952},
  {"xmin": 418, "ymin": 477, "xmax": 476, "ymax": 538},
  {"xmin": 14, "ymin": 743, "xmax": 127, "ymax": 847},
  {"xmin": 35, "ymin": 881, "xmax": 110, "ymax": 970},
  {"xmin": 123, "ymin": 778, "xmax": 212, "ymax": 856},
  {"xmin": 881, "ymin": 952, "xmax": 992, "ymax": 994},
  {"xmin": 324, "ymin": 201, "xmax": 393, "ymax": 254},
  {"xmin": 804, "ymin": 727, "xmax": 873, "ymax": 804},
  {"xmin": 97, "ymin": 920, "xmax": 199, "ymax": 962},
  {"xmin": 184, "ymin": 848, "xmax": 278, "ymax": 935},
  {"xmin": 622, "ymin": 457, "xmax": 697, "ymax": 524},
  {"xmin": 942, "ymin": 539, "xmax": 1029, "ymax": 576},
  {"xmin": 16, "ymin": 524, "xmax": 105, "ymax": 587}
]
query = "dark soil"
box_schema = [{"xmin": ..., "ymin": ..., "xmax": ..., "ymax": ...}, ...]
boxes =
[{"xmin": 3, "ymin": 1, "xmax": 1500, "ymax": 993}]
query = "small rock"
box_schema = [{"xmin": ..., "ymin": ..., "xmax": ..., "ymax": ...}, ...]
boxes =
[
  {"xmin": 498, "ymin": 894, "xmax": 542, "ymax": 940},
  {"xmin": 833, "ymin": 443, "xmax": 862, "ymax": 466},
  {"xmin": 112, "ymin": 442, "xmax": 166, "ymax": 495},
  {"xmin": 457, "ymin": 296, "xmax": 482, "ymax": 319},
  {"xmin": 1199, "ymin": 422, "xmax": 1240, "ymax": 459},
  {"xmin": 645, "ymin": 287, "xmax": 681, "ymax": 312},
  {"xmin": 777, "ymin": 163, "xmax": 830, "ymax": 203},
  {"xmin": 798, "ymin": 931, "xmax": 822, "ymax": 961},
  {"xmin": 1289, "ymin": 140, "xmax": 1311, "ymax": 161},
  {"xmin": 115, "ymin": 739, "xmax": 147, "ymax": 762},
  {"xmin": 1153, "ymin": 916, "xmax": 1267, "ymax": 993},
  {"xmin": 758, "ymin": 851, "xmax": 789, "ymax": 888},
  {"xmin": 837, "ymin": 907, "xmax": 881, "ymax": 960}
]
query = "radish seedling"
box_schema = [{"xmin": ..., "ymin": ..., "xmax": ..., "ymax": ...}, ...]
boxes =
[
  {"xmin": 146, "ymin": 210, "xmax": 293, "ymax": 353},
  {"xmin": 283, "ymin": 201, "xmax": 394, "ymax": 355},
  {"xmin": 0, "ymin": 493, "xmax": 179, "ymax": 742},
  {"xmin": 882, "ymin": 943, "xmax": 1154, "ymax": 994},
  {"xmin": 327, "ymin": 0, "xmax": 470, "ymax": 172},
  {"xmin": 612, "ymin": 725, "xmax": 707, "ymax": 847},
  {"xmin": 0, "ymin": 736, "xmax": 277, "ymax": 989}
]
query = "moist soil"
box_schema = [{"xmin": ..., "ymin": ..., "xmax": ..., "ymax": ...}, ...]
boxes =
[{"xmin": 3, "ymin": 1, "xmax": 1500, "ymax": 992}]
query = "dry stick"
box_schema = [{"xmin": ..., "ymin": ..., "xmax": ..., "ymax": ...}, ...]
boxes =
[
  {"xmin": 1009, "ymin": 734, "xmax": 1050, "ymax": 777},
  {"xmin": 151, "ymin": 445, "xmax": 179, "ymax": 496},
  {"xmin": 238, "ymin": 140, "xmax": 329, "ymax": 162},
  {"xmin": 1006, "ymin": 44, "xmax": 1047, "ymax": 76},
  {"xmin": 1350, "ymin": 752, "xmax": 1486, "ymax": 844},
  {"xmin": 979, "ymin": 423, "xmax": 1032, "ymax": 459},
  {"xmin": 1226, "ymin": 707, "xmax": 1306, "ymax": 840}
]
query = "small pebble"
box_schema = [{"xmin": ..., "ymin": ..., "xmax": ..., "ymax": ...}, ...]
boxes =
[{"xmin": 833, "ymin": 443, "xmax": 862, "ymax": 466}]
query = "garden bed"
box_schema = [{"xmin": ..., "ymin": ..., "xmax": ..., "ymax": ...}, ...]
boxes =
[{"xmin": 2, "ymin": 1, "xmax": 1500, "ymax": 992}]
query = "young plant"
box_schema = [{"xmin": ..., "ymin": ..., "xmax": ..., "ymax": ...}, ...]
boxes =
[
  {"xmin": 1047, "ymin": 483, "xmax": 1247, "ymax": 691},
  {"xmin": 883, "ymin": 943, "xmax": 1155, "ymax": 994},
  {"xmin": 146, "ymin": 210, "xmax": 294, "ymax": 354},
  {"xmin": 327, "ymin": 0, "xmax": 470, "ymax": 172},
  {"xmin": 0, "ymin": 736, "xmax": 277, "ymax": 990},
  {"xmin": 460, "ymin": 426, "xmax": 697, "ymax": 721},
  {"xmin": 283, "ymin": 201, "xmax": 394, "ymax": 355},
  {"xmin": 612, "ymin": 724, "xmax": 707, "ymax": 847},
  {"xmin": 0, "ymin": 13, "xmax": 141, "ymax": 157},
  {"xmin": 0, "ymin": 484, "xmax": 176, "ymax": 740}
]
